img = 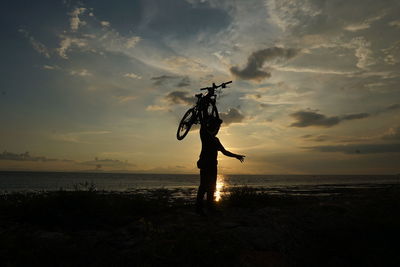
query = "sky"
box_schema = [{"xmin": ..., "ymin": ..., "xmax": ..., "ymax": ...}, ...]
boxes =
[{"xmin": 1, "ymin": 0, "xmax": 400, "ymax": 174}]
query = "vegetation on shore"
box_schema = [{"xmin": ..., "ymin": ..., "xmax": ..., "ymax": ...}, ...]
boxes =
[{"xmin": 0, "ymin": 185, "xmax": 399, "ymax": 266}]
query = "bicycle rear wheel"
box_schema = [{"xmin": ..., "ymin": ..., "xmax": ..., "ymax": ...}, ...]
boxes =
[{"xmin": 177, "ymin": 108, "xmax": 196, "ymax": 140}]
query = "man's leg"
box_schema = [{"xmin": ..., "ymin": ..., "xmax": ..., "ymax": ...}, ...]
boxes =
[
  {"xmin": 206, "ymin": 190, "xmax": 215, "ymax": 209},
  {"xmin": 196, "ymin": 169, "xmax": 207, "ymax": 213},
  {"xmin": 206, "ymin": 165, "xmax": 217, "ymax": 210},
  {"xmin": 196, "ymin": 186, "xmax": 205, "ymax": 209}
]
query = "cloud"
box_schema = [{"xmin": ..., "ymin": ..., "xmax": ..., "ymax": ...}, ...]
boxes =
[
  {"xmin": 0, "ymin": 151, "xmax": 133, "ymax": 171},
  {"xmin": 43, "ymin": 65, "xmax": 60, "ymax": 70},
  {"xmin": 55, "ymin": 25, "xmax": 141, "ymax": 61},
  {"xmin": 56, "ymin": 6, "xmax": 142, "ymax": 59},
  {"xmin": 0, "ymin": 151, "xmax": 71, "ymax": 162},
  {"xmin": 151, "ymin": 75, "xmax": 177, "ymax": 86},
  {"xmin": 382, "ymin": 127, "xmax": 400, "ymax": 140},
  {"xmin": 303, "ymin": 143, "xmax": 400, "ymax": 154},
  {"xmin": 126, "ymin": 36, "xmax": 141, "ymax": 48},
  {"xmin": 341, "ymin": 113, "xmax": 370, "ymax": 120},
  {"xmin": 265, "ymin": 0, "xmax": 396, "ymax": 73},
  {"xmin": 290, "ymin": 111, "xmax": 340, "ymax": 127},
  {"xmin": 69, "ymin": 7, "xmax": 86, "ymax": 31},
  {"xmin": 163, "ymin": 56, "xmax": 210, "ymax": 74},
  {"xmin": 349, "ymin": 37, "xmax": 375, "ymax": 70},
  {"xmin": 151, "ymin": 75, "xmax": 190, "ymax": 87},
  {"xmin": 18, "ymin": 29, "xmax": 50, "ymax": 58},
  {"xmin": 275, "ymin": 66, "xmax": 355, "ymax": 75},
  {"xmin": 100, "ymin": 21, "xmax": 111, "ymax": 27},
  {"xmin": 267, "ymin": 0, "xmax": 321, "ymax": 31},
  {"xmin": 389, "ymin": 20, "xmax": 400, "ymax": 28},
  {"xmin": 386, "ymin": 104, "xmax": 400, "ymax": 111},
  {"xmin": 290, "ymin": 110, "xmax": 370, "ymax": 128},
  {"xmin": 176, "ymin": 76, "xmax": 190, "ymax": 87},
  {"xmin": 123, "ymin": 73, "xmax": 142, "ymax": 79},
  {"xmin": 116, "ymin": 95, "xmax": 137, "ymax": 103},
  {"xmin": 301, "ymin": 134, "xmax": 331, "ymax": 142},
  {"xmin": 344, "ymin": 13, "xmax": 386, "ymax": 32},
  {"xmin": 382, "ymin": 41, "xmax": 400, "ymax": 65},
  {"xmin": 80, "ymin": 157, "xmax": 134, "ymax": 169},
  {"xmin": 220, "ymin": 108, "xmax": 245, "ymax": 125},
  {"xmin": 57, "ymin": 36, "xmax": 87, "ymax": 59},
  {"xmin": 165, "ymin": 91, "xmax": 194, "ymax": 106},
  {"xmin": 244, "ymin": 94, "xmax": 262, "ymax": 101},
  {"xmin": 146, "ymin": 105, "xmax": 168, "ymax": 111},
  {"xmin": 70, "ymin": 69, "xmax": 92, "ymax": 77},
  {"xmin": 230, "ymin": 47, "xmax": 299, "ymax": 81},
  {"xmin": 375, "ymin": 103, "xmax": 400, "ymax": 115}
]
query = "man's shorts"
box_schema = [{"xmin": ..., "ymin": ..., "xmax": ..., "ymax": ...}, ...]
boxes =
[{"xmin": 199, "ymin": 165, "xmax": 217, "ymax": 192}]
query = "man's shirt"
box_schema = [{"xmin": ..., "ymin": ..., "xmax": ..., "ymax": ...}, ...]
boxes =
[{"xmin": 198, "ymin": 126, "xmax": 223, "ymax": 168}]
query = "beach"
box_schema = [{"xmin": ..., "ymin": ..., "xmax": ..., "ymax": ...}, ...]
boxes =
[{"xmin": 0, "ymin": 183, "xmax": 399, "ymax": 266}]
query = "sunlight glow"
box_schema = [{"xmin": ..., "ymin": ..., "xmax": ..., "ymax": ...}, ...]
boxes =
[{"xmin": 215, "ymin": 174, "xmax": 226, "ymax": 202}]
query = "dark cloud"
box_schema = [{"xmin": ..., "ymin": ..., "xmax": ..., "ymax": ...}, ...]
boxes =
[
  {"xmin": 230, "ymin": 47, "xmax": 299, "ymax": 81},
  {"xmin": 165, "ymin": 91, "xmax": 194, "ymax": 106},
  {"xmin": 220, "ymin": 108, "xmax": 245, "ymax": 125},
  {"xmin": 303, "ymin": 143, "xmax": 400, "ymax": 154},
  {"xmin": 176, "ymin": 76, "xmax": 190, "ymax": 87},
  {"xmin": 0, "ymin": 151, "xmax": 133, "ymax": 170},
  {"xmin": 290, "ymin": 110, "xmax": 370, "ymax": 128},
  {"xmin": 386, "ymin": 104, "xmax": 400, "ymax": 111},
  {"xmin": 292, "ymin": 103, "xmax": 398, "ymax": 128},
  {"xmin": 0, "ymin": 151, "xmax": 71, "ymax": 162},
  {"xmin": 341, "ymin": 113, "xmax": 370, "ymax": 120},
  {"xmin": 80, "ymin": 157, "xmax": 134, "ymax": 168},
  {"xmin": 151, "ymin": 75, "xmax": 177, "ymax": 86},
  {"xmin": 259, "ymin": 103, "xmax": 271, "ymax": 108},
  {"xmin": 302, "ymin": 134, "xmax": 331, "ymax": 142},
  {"xmin": 374, "ymin": 103, "xmax": 400, "ymax": 115},
  {"xmin": 151, "ymin": 75, "xmax": 190, "ymax": 87},
  {"xmin": 290, "ymin": 111, "xmax": 340, "ymax": 127}
]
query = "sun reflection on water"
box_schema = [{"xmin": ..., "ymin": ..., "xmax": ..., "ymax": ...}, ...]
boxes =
[{"xmin": 215, "ymin": 174, "xmax": 226, "ymax": 202}]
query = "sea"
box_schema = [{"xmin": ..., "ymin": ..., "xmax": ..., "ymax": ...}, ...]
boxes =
[{"xmin": 1, "ymin": 171, "xmax": 399, "ymax": 197}]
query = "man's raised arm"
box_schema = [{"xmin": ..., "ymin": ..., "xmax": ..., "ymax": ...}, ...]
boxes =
[{"xmin": 218, "ymin": 141, "xmax": 245, "ymax": 162}]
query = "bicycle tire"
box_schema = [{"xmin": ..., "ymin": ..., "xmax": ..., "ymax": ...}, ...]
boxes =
[{"xmin": 177, "ymin": 108, "xmax": 196, "ymax": 140}]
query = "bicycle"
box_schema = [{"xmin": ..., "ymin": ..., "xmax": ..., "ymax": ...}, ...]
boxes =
[{"xmin": 176, "ymin": 81, "xmax": 232, "ymax": 140}]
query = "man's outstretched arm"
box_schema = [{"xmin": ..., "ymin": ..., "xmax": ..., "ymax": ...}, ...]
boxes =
[{"xmin": 218, "ymin": 143, "xmax": 245, "ymax": 162}]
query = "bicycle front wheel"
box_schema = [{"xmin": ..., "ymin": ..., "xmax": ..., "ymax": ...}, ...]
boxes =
[
  {"xmin": 177, "ymin": 108, "xmax": 196, "ymax": 140},
  {"xmin": 207, "ymin": 103, "xmax": 219, "ymax": 118},
  {"xmin": 201, "ymin": 102, "xmax": 219, "ymax": 122}
]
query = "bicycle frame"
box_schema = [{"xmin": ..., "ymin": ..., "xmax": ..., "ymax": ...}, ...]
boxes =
[
  {"xmin": 192, "ymin": 89, "xmax": 218, "ymax": 125},
  {"xmin": 176, "ymin": 81, "xmax": 231, "ymax": 140}
]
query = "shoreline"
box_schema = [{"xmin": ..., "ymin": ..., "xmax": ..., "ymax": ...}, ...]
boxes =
[{"xmin": 1, "ymin": 182, "xmax": 398, "ymax": 200}]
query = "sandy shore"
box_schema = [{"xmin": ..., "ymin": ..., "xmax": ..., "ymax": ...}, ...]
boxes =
[{"xmin": 0, "ymin": 184, "xmax": 399, "ymax": 266}]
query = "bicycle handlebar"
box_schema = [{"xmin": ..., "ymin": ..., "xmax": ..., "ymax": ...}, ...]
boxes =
[{"xmin": 200, "ymin": 81, "xmax": 232, "ymax": 91}]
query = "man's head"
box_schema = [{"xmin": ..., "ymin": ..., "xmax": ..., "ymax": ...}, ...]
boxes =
[{"xmin": 207, "ymin": 117, "xmax": 223, "ymax": 135}]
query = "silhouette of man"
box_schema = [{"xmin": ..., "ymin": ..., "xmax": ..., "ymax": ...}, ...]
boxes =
[{"xmin": 196, "ymin": 117, "xmax": 245, "ymax": 215}]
